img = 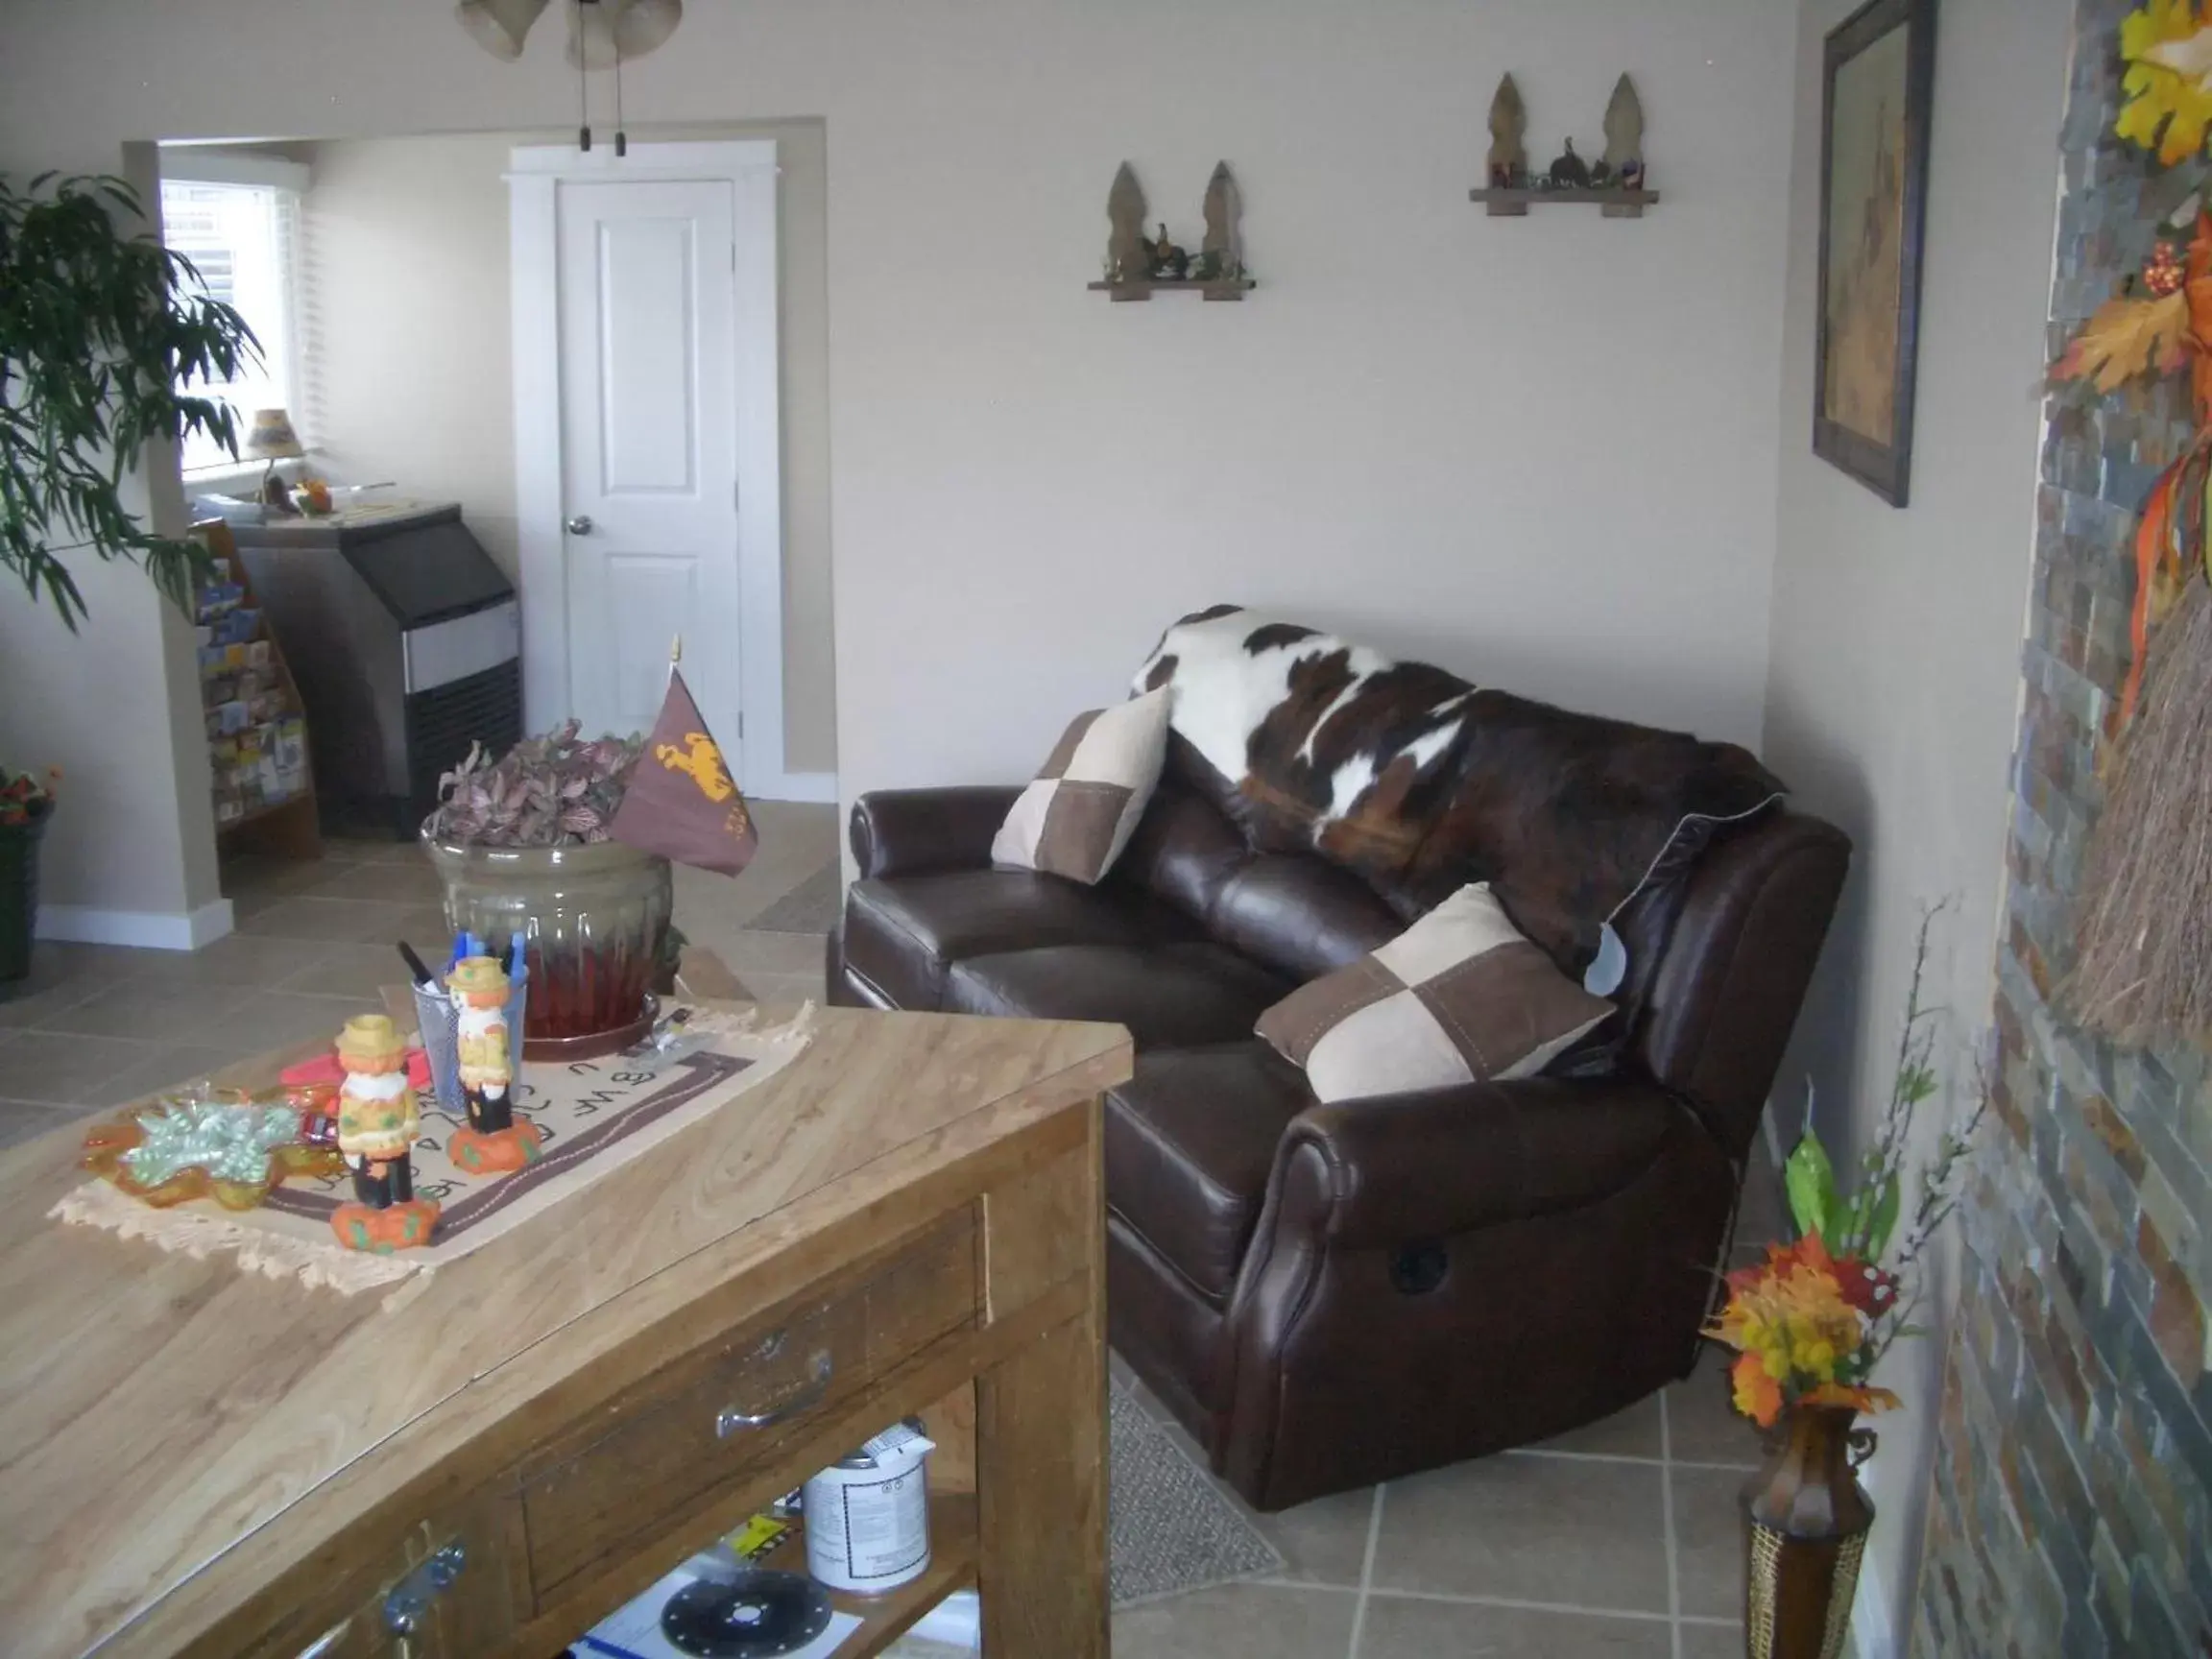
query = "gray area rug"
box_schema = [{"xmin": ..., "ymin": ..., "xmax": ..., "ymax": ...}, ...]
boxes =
[
  {"xmin": 1109, "ymin": 1378, "xmax": 1284, "ymax": 1607},
  {"xmin": 747, "ymin": 864, "xmax": 844, "ymax": 934}
]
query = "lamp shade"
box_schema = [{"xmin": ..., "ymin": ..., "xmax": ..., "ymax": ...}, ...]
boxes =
[
  {"xmin": 243, "ymin": 409, "xmax": 304, "ymax": 462},
  {"xmin": 615, "ymin": 0, "xmax": 682, "ymax": 60},
  {"xmin": 456, "ymin": 0, "xmax": 549, "ymax": 60}
]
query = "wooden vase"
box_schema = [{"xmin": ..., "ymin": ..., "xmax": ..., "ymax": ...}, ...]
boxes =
[{"xmin": 1742, "ymin": 1406, "xmax": 1875, "ymax": 1659}]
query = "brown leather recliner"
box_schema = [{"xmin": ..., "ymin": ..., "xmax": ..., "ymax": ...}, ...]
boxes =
[{"xmin": 828, "ymin": 752, "xmax": 1847, "ymax": 1511}]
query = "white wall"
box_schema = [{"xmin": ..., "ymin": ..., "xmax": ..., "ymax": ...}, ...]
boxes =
[
  {"xmin": 1760, "ymin": 0, "xmax": 2073, "ymax": 1648},
  {"xmin": 0, "ymin": 0, "xmax": 1800, "ymax": 930},
  {"xmin": 295, "ymin": 133, "xmax": 523, "ymax": 576},
  {"xmin": 290, "ymin": 122, "xmax": 840, "ymax": 775}
]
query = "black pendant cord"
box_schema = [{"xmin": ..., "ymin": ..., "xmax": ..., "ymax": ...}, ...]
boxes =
[
  {"xmin": 613, "ymin": 41, "xmax": 627, "ymax": 157},
  {"xmin": 576, "ymin": 0, "xmax": 592, "ymax": 152}
]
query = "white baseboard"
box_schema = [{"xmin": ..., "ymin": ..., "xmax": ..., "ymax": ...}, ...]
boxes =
[
  {"xmin": 36, "ymin": 898, "xmax": 235, "ymax": 951},
  {"xmin": 751, "ymin": 770, "xmax": 837, "ymax": 805}
]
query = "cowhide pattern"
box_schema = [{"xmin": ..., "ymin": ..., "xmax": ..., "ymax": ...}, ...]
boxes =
[{"xmin": 1133, "ymin": 606, "xmax": 1786, "ymax": 973}]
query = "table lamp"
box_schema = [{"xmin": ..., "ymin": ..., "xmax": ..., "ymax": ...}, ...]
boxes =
[{"xmin": 244, "ymin": 408, "xmax": 304, "ymax": 512}]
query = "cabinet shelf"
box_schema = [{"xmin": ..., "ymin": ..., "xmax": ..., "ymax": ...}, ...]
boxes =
[{"xmin": 805, "ymin": 1494, "xmax": 978, "ymax": 1657}]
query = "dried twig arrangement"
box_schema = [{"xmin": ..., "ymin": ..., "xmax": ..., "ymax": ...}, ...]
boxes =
[{"xmin": 2065, "ymin": 577, "xmax": 2212, "ymax": 1046}]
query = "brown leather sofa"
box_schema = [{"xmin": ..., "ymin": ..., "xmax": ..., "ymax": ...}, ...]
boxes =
[{"xmin": 828, "ymin": 746, "xmax": 1847, "ymax": 1510}]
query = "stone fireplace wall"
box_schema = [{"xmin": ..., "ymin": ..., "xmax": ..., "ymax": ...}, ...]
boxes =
[{"xmin": 1914, "ymin": 3, "xmax": 2212, "ymax": 1653}]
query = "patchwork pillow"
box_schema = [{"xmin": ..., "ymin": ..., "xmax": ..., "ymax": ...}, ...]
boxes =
[
  {"xmin": 992, "ymin": 688, "xmax": 1171, "ymax": 884},
  {"xmin": 1255, "ymin": 883, "xmax": 1612, "ymax": 1103}
]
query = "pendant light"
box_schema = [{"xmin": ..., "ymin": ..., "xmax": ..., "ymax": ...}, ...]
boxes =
[{"xmin": 455, "ymin": 0, "xmax": 550, "ymax": 60}]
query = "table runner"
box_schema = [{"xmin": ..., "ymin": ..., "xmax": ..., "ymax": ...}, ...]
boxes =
[{"xmin": 50, "ymin": 1003, "xmax": 815, "ymax": 1295}]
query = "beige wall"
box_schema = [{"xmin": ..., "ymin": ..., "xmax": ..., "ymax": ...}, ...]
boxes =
[
  {"xmin": 292, "ymin": 121, "xmax": 839, "ymax": 775},
  {"xmin": 1761, "ymin": 0, "xmax": 2073, "ymax": 1645},
  {"xmin": 295, "ymin": 133, "xmax": 522, "ymax": 578}
]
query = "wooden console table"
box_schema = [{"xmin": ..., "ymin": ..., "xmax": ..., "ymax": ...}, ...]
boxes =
[{"xmin": 0, "ymin": 1004, "xmax": 1131, "ymax": 1658}]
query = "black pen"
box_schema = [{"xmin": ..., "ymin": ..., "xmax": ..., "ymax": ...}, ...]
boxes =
[{"xmin": 397, "ymin": 941, "xmax": 437, "ymax": 988}]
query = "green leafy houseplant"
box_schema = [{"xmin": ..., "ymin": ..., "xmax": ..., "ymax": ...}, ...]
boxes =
[{"xmin": 1, "ymin": 171, "xmax": 260, "ymax": 626}]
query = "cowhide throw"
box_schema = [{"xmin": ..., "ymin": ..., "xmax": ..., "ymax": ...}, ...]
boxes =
[{"xmin": 1133, "ymin": 605, "xmax": 1785, "ymax": 975}]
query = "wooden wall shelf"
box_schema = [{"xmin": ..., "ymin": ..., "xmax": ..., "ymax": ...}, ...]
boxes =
[
  {"xmin": 1469, "ymin": 187, "xmax": 1659, "ymax": 219},
  {"xmin": 1087, "ymin": 276, "xmax": 1256, "ymax": 301}
]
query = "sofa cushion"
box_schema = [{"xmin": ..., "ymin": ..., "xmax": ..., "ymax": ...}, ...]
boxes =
[
  {"xmin": 1258, "ymin": 884, "xmax": 1612, "ymax": 1103},
  {"xmin": 944, "ymin": 942, "xmax": 1292, "ymax": 1050},
  {"xmin": 1105, "ymin": 1041, "xmax": 1314, "ymax": 1305},
  {"xmin": 842, "ymin": 872, "xmax": 1192, "ymax": 1010},
  {"xmin": 992, "ymin": 688, "xmax": 1171, "ymax": 884},
  {"xmin": 1209, "ymin": 855, "xmax": 1404, "ymax": 983}
]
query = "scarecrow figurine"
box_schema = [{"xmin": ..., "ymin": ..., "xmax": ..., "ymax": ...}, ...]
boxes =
[
  {"xmin": 445, "ymin": 953, "xmax": 544, "ymax": 1175},
  {"xmin": 329, "ymin": 1014, "xmax": 439, "ymax": 1252}
]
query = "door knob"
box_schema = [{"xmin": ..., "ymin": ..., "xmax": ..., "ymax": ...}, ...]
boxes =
[{"xmin": 565, "ymin": 514, "xmax": 593, "ymax": 535}]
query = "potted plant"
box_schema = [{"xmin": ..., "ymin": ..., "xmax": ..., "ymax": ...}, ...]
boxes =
[
  {"xmin": 3, "ymin": 173, "xmax": 258, "ymax": 968},
  {"xmin": 2, "ymin": 172, "xmax": 258, "ymax": 624},
  {"xmin": 1703, "ymin": 908, "xmax": 1984, "ymax": 1659},
  {"xmin": 421, "ymin": 722, "xmax": 675, "ymax": 1056},
  {"xmin": 0, "ymin": 766, "xmax": 59, "ymax": 989}
]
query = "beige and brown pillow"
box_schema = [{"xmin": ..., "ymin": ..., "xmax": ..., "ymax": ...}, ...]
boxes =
[
  {"xmin": 992, "ymin": 688, "xmax": 1171, "ymax": 884},
  {"xmin": 1256, "ymin": 883, "xmax": 1611, "ymax": 1103}
]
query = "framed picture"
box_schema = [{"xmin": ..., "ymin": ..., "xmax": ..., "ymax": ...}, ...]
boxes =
[{"xmin": 1814, "ymin": 0, "xmax": 1936, "ymax": 506}]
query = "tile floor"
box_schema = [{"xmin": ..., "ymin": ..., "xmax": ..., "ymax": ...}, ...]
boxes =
[
  {"xmin": 2, "ymin": 807, "xmax": 1784, "ymax": 1658},
  {"xmin": 1106, "ymin": 1248, "xmax": 1779, "ymax": 1659}
]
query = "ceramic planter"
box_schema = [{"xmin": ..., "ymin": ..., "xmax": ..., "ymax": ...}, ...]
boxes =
[
  {"xmin": 421, "ymin": 831, "xmax": 672, "ymax": 1058},
  {"xmin": 0, "ymin": 806, "xmax": 52, "ymax": 989}
]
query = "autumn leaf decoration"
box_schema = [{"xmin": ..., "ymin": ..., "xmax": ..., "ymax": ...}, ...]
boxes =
[
  {"xmin": 2119, "ymin": 0, "xmax": 2212, "ymax": 165},
  {"xmin": 2052, "ymin": 215, "xmax": 2212, "ymax": 716},
  {"xmin": 2053, "ymin": 284, "xmax": 2191, "ymax": 393}
]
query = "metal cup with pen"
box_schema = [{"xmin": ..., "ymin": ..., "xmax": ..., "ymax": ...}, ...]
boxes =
[{"xmin": 410, "ymin": 933, "xmax": 545, "ymax": 1175}]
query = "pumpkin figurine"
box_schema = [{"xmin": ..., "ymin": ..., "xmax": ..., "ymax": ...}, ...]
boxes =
[
  {"xmin": 445, "ymin": 954, "xmax": 544, "ymax": 1175},
  {"xmin": 330, "ymin": 1014, "xmax": 439, "ymax": 1252}
]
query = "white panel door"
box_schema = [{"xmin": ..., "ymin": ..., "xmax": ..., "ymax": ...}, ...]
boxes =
[{"xmin": 556, "ymin": 178, "xmax": 740, "ymax": 756}]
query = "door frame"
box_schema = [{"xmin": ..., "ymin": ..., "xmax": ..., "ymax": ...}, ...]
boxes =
[{"xmin": 510, "ymin": 139, "xmax": 819, "ymax": 801}]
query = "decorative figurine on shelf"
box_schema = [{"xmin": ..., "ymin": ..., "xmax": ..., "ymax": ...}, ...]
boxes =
[
  {"xmin": 330, "ymin": 1013, "xmax": 439, "ymax": 1252},
  {"xmin": 1549, "ymin": 138, "xmax": 1592, "ymax": 190},
  {"xmin": 1191, "ymin": 159, "xmax": 1245, "ymax": 284},
  {"xmin": 1487, "ymin": 73, "xmax": 1528, "ymax": 189},
  {"xmin": 1603, "ymin": 73, "xmax": 1647, "ymax": 194},
  {"xmin": 445, "ymin": 953, "xmax": 544, "ymax": 1175},
  {"xmin": 1106, "ymin": 161, "xmax": 1148, "ymax": 284},
  {"xmin": 1147, "ymin": 222, "xmax": 1190, "ymax": 281}
]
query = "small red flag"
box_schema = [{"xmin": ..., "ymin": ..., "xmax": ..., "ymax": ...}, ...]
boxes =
[{"xmin": 609, "ymin": 669, "xmax": 758, "ymax": 877}]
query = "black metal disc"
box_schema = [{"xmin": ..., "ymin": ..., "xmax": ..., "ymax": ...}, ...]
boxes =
[{"xmin": 660, "ymin": 1571, "xmax": 833, "ymax": 1658}]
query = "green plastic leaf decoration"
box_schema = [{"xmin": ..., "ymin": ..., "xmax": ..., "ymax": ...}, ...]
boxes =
[
  {"xmin": 1865, "ymin": 1176, "xmax": 1903, "ymax": 1260},
  {"xmin": 1785, "ymin": 1134, "xmax": 1840, "ymax": 1240}
]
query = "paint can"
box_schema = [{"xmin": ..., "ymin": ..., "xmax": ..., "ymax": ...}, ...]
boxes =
[{"xmin": 801, "ymin": 1418, "xmax": 935, "ymax": 1594}]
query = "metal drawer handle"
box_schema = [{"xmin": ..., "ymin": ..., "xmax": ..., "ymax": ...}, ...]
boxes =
[
  {"xmin": 382, "ymin": 1542, "xmax": 467, "ymax": 1636},
  {"xmin": 716, "ymin": 1351, "xmax": 832, "ymax": 1436}
]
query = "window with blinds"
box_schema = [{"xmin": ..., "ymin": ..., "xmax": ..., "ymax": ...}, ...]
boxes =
[{"xmin": 159, "ymin": 179, "xmax": 301, "ymax": 475}]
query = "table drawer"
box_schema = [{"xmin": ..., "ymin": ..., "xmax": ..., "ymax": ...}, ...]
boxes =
[
  {"xmin": 521, "ymin": 1208, "xmax": 977, "ymax": 1595},
  {"xmin": 237, "ymin": 1487, "xmax": 529, "ymax": 1659}
]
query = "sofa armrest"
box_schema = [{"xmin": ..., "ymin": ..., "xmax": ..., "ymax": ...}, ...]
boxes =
[
  {"xmin": 1271, "ymin": 1077, "xmax": 1691, "ymax": 1249},
  {"xmin": 849, "ymin": 786, "xmax": 1023, "ymax": 879}
]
